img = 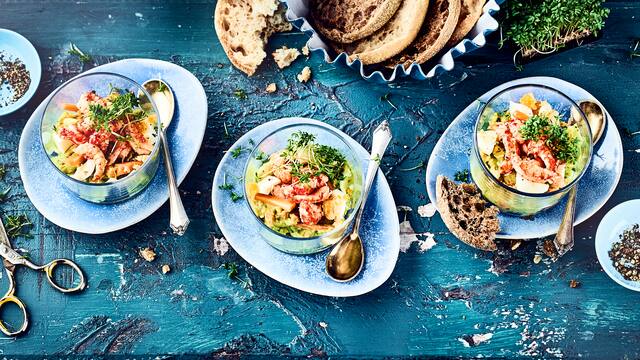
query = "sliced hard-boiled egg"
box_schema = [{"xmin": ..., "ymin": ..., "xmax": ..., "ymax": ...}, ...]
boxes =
[
  {"xmin": 477, "ymin": 130, "xmax": 498, "ymax": 156},
  {"xmin": 509, "ymin": 101, "xmax": 533, "ymax": 120},
  {"xmin": 323, "ymin": 189, "xmax": 347, "ymax": 221},
  {"xmin": 515, "ymin": 172, "xmax": 549, "ymax": 194},
  {"xmin": 71, "ymin": 159, "xmax": 96, "ymax": 181},
  {"xmin": 53, "ymin": 133, "xmax": 74, "ymax": 154},
  {"xmin": 257, "ymin": 175, "xmax": 281, "ymax": 195}
]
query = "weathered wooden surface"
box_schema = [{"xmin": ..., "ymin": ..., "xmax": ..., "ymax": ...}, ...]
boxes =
[{"xmin": 0, "ymin": 0, "xmax": 639, "ymax": 357}]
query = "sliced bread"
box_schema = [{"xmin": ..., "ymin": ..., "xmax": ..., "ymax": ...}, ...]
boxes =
[
  {"xmin": 386, "ymin": 0, "xmax": 461, "ymax": 69},
  {"xmin": 310, "ymin": 0, "xmax": 402, "ymax": 44},
  {"xmin": 435, "ymin": 175, "xmax": 500, "ymax": 251},
  {"xmin": 334, "ymin": 0, "xmax": 430, "ymax": 65},
  {"xmin": 446, "ymin": 0, "xmax": 486, "ymax": 47},
  {"xmin": 214, "ymin": 0, "xmax": 292, "ymax": 76}
]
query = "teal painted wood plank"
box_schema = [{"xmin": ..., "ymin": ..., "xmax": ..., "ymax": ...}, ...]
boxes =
[{"xmin": 0, "ymin": 0, "xmax": 639, "ymax": 357}]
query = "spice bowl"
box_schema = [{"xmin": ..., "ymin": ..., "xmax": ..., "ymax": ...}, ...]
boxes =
[
  {"xmin": 595, "ymin": 199, "xmax": 640, "ymax": 292},
  {"xmin": 0, "ymin": 29, "xmax": 42, "ymax": 116}
]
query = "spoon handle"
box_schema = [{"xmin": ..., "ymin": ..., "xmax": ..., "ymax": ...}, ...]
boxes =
[
  {"xmin": 352, "ymin": 121, "xmax": 393, "ymax": 234},
  {"xmin": 554, "ymin": 186, "xmax": 577, "ymax": 256},
  {"xmin": 160, "ymin": 131, "xmax": 190, "ymax": 235}
]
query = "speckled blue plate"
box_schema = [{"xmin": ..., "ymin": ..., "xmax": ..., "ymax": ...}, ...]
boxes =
[
  {"xmin": 212, "ymin": 118, "xmax": 400, "ymax": 297},
  {"xmin": 18, "ymin": 59, "xmax": 207, "ymax": 234},
  {"xmin": 285, "ymin": 0, "xmax": 503, "ymax": 83},
  {"xmin": 0, "ymin": 29, "xmax": 41, "ymax": 116},
  {"xmin": 426, "ymin": 77, "xmax": 623, "ymax": 240},
  {"xmin": 595, "ymin": 200, "xmax": 640, "ymax": 292}
]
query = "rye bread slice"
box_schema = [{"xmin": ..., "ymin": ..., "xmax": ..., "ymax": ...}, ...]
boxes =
[
  {"xmin": 446, "ymin": 0, "xmax": 486, "ymax": 47},
  {"xmin": 386, "ymin": 0, "xmax": 461, "ymax": 69},
  {"xmin": 310, "ymin": 0, "xmax": 402, "ymax": 44},
  {"xmin": 214, "ymin": 0, "xmax": 292, "ymax": 76},
  {"xmin": 333, "ymin": 0, "xmax": 430, "ymax": 65},
  {"xmin": 435, "ymin": 175, "xmax": 500, "ymax": 251}
]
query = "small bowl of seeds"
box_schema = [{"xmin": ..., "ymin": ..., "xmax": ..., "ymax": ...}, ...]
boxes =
[
  {"xmin": 0, "ymin": 29, "xmax": 41, "ymax": 116},
  {"xmin": 596, "ymin": 199, "xmax": 640, "ymax": 292}
]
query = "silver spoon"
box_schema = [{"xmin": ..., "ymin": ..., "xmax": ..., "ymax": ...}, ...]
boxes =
[
  {"xmin": 326, "ymin": 121, "xmax": 392, "ymax": 282},
  {"xmin": 553, "ymin": 100, "xmax": 606, "ymax": 256},
  {"xmin": 142, "ymin": 79, "xmax": 190, "ymax": 235}
]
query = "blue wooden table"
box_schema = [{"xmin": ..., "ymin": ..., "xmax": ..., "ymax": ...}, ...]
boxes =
[{"xmin": 0, "ymin": 1, "xmax": 639, "ymax": 358}]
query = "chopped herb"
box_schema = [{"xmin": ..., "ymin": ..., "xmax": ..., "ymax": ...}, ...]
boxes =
[
  {"xmin": 283, "ymin": 131, "xmax": 346, "ymax": 185},
  {"xmin": 233, "ymin": 89, "xmax": 248, "ymax": 100},
  {"xmin": 218, "ymin": 175, "xmax": 234, "ymax": 191},
  {"xmin": 399, "ymin": 161, "xmax": 425, "ymax": 172},
  {"xmin": 67, "ymin": 43, "xmax": 92, "ymax": 63},
  {"xmin": 222, "ymin": 262, "xmax": 239, "ymax": 278},
  {"xmin": 249, "ymin": 138, "xmax": 255, "ymax": 146},
  {"xmin": 230, "ymin": 192, "xmax": 244, "ymax": 202},
  {"xmin": 229, "ymin": 146, "xmax": 248, "ymax": 159},
  {"xmin": 380, "ymin": 93, "xmax": 397, "ymax": 110},
  {"xmin": 519, "ymin": 115, "xmax": 579, "ymax": 162},
  {"xmin": 255, "ymin": 151, "xmax": 269, "ymax": 163},
  {"xmin": 0, "ymin": 165, "xmax": 5, "ymax": 180},
  {"xmin": 631, "ymin": 39, "xmax": 640, "ymax": 59},
  {"xmin": 4, "ymin": 214, "xmax": 33, "ymax": 239},
  {"xmin": 0, "ymin": 187, "xmax": 11, "ymax": 202},
  {"xmin": 454, "ymin": 169, "xmax": 470, "ymax": 182},
  {"xmin": 157, "ymin": 81, "xmax": 168, "ymax": 93},
  {"xmin": 88, "ymin": 90, "xmax": 141, "ymax": 131}
]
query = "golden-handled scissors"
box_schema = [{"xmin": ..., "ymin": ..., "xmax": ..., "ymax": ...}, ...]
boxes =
[{"xmin": 0, "ymin": 217, "xmax": 86, "ymax": 336}]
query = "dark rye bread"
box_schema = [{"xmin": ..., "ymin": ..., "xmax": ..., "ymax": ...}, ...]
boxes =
[
  {"xmin": 446, "ymin": 0, "xmax": 486, "ymax": 47},
  {"xmin": 386, "ymin": 0, "xmax": 461, "ymax": 69},
  {"xmin": 436, "ymin": 175, "xmax": 500, "ymax": 251},
  {"xmin": 310, "ymin": 0, "xmax": 402, "ymax": 44}
]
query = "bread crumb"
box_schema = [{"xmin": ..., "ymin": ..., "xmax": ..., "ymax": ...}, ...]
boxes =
[
  {"xmin": 162, "ymin": 264, "xmax": 171, "ymax": 274},
  {"xmin": 297, "ymin": 66, "xmax": 312, "ymax": 83},
  {"xmin": 302, "ymin": 45, "xmax": 310, "ymax": 56},
  {"xmin": 272, "ymin": 46, "xmax": 300, "ymax": 69},
  {"xmin": 139, "ymin": 248, "xmax": 156, "ymax": 262},
  {"xmin": 266, "ymin": 83, "xmax": 277, "ymax": 93}
]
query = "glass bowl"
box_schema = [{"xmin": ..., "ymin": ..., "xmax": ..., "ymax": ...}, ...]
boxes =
[
  {"xmin": 243, "ymin": 123, "xmax": 365, "ymax": 255},
  {"xmin": 470, "ymin": 84, "xmax": 593, "ymax": 216},
  {"xmin": 40, "ymin": 72, "xmax": 161, "ymax": 204}
]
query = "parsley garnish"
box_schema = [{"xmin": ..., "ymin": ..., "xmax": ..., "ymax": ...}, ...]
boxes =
[
  {"xmin": 283, "ymin": 132, "xmax": 347, "ymax": 185},
  {"xmin": 454, "ymin": 169, "xmax": 470, "ymax": 182},
  {"xmin": 4, "ymin": 214, "xmax": 33, "ymax": 239},
  {"xmin": 230, "ymin": 192, "xmax": 244, "ymax": 202},
  {"xmin": 229, "ymin": 146, "xmax": 248, "ymax": 159},
  {"xmin": 233, "ymin": 89, "xmax": 247, "ymax": 100},
  {"xmin": 88, "ymin": 90, "xmax": 141, "ymax": 131},
  {"xmin": 67, "ymin": 43, "xmax": 92, "ymax": 63},
  {"xmin": 218, "ymin": 175, "xmax": 234, "ymax": 190},
  {"xmin": 519, "ymin": 115, "xmax": 579, "ymax": 162}
]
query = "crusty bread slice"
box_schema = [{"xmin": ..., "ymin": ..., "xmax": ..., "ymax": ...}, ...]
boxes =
[
  {"xmin": 386, "ymin": 0, "xmax": 461, "ymax": 69},
  {"xmin": 310, "ymin": 0, "xmax": 402, "ymax": 44},
  {"xmin": 447, "ymin": 0, "xmax": 485, "ymax": 47},
  {"xmin": 214, "ymin": 0, "xmax": 292, "ymax": 76},
  {"xmin": 436, "ymin": 175, "xmax": 500, "ymax": 251},
  {"xmin": 334, "ymin": 0, "xmax": 430, "ymax": 65}
]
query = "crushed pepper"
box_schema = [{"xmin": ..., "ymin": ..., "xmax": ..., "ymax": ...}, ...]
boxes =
[
  {"xmin": 0, "ymin": 52, "xmax": 31, "ymax": 107},
  {"xmin": 609, "ymin": 224, "xmax": 640, "ymax": 281}
]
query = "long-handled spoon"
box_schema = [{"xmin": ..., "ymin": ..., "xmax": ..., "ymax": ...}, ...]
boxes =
[
  {"xmin": 142, "ymin": 79, "xmax": 190, "ymax": 235},
  {"xmin": 553, "ymin": 100, "xmax": 606, "ymax": 256},
  {"xmin": 326, "ymin": 121, "xmax": 392, "ymax": 282}
]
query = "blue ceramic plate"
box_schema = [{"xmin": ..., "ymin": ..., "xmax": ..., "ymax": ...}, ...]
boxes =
[
  {"xmin": 426, "ymin": 77, "xmax": 623, "ymax": 239},
  {"xmin": 285, "ymin": 0, "xmax": 503, "ymax": 83},
  {"xmin": 212, "ymin": 118, "xmax": 400, "ymax": 297},
  {"xmin": 0, "ymin": 29, "xmax": 41, "ymax": 116},
  {"xmin": 595, "ymin": 200, "xmax": 640, "ymax": 292},
  {"xmin": 18, "ymin": 59, "xmax": 207, "ymax": 234}
]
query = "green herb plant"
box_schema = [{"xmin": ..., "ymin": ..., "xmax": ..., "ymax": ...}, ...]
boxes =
[
  {"xmin": 67, "ymin": 43, "xmax": 92, "ymax": 63},
  {"xmin": 4, "ymin": 214, "xmax": 33, "ymax": 239},
  {"xmin": 501, "ymin": 0, "xmax": 609, "ymax": 63}
]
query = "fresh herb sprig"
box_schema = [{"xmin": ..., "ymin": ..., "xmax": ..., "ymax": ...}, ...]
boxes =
[
  {"xmin": 454, "ymin": 169, "xmax": 470, "ymax": 182},
  {"xmin": 88, "ymin": 90, "xmax": 141, "ymax": 130},
  {"xmin": 284, "ymin": 132, "xmax": 346, "ymax": 185},
  {"xmin": 233, "ymin": 89, "xmax": 247, "ymax": 100},
  {"xmin": 519, "ymin": 115, "xmax": 579, "ymax": 162},
  {"xmin": 218, "ymin": 174, "xmax": 244, "ymax": 202},
  {"xmin": 4, "ymin": 214, "xmax": 33, "ymax": 239},
  {"xmin": 221, "ymin": 262, "xmax": 252, "ymax": 289},
  {"xmin": 501, "ymin": 0, "xmax": 609, "ymax": 61},
  {"xmin": 67, "ymin": 43, "xmax": 92, "ymax": 63}
]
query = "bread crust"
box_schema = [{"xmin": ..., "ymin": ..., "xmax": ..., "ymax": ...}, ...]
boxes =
[
  {"xmin": 447, "ymin": 0, "xmax": 485, "ymax": 47},
  {"xmin": 311, "ymin": 0, "xmax": 402, "ymax": 44},
  {"xmin": 435, "ymin": 175, "xmax": 500, "ymax": 251},
  {"xmin": 334, "ymin": 0, "xmax": 430, "ymax": 65},
  {"xmin": 386, "ymin": 0, "xmax": 462, "ymax": 69}
]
